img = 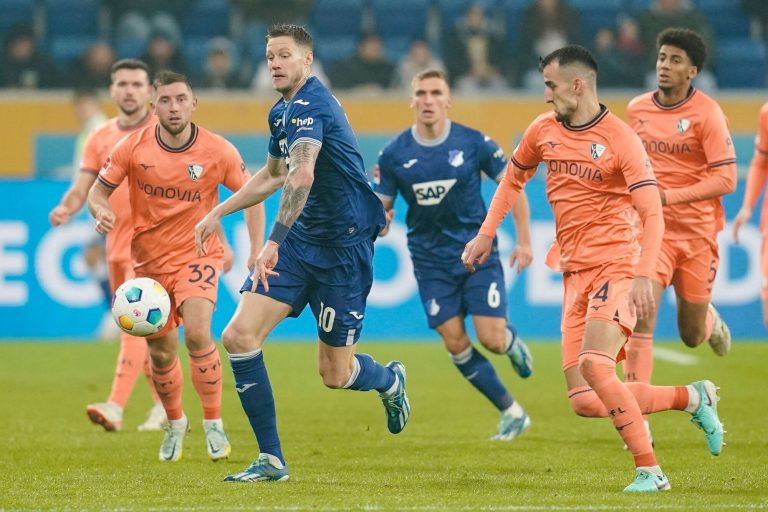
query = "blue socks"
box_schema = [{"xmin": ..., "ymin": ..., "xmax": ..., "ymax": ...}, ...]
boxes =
[
  {"xmin": 228, "ymin": 350, "xmax": 285, "ymax": 465},
  {"xmin": 452, "ymin": 345, "xmax": 514, "ymax": 411},
  {"xmin": 344, "ymin": 353, "xmax": 396, "ymax": 393}
]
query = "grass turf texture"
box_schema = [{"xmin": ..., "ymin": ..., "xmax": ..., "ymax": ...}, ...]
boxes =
[{"xmin": 2, "ymin": 341, "xmax": 767, "ymax": 511}]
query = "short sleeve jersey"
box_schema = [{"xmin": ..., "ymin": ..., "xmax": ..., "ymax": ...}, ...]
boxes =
[
  {"xmin": 511, "ymin": 107, "xmax": 656, "ymax": 272},
  {"xmin": 80, "ymin": 113, "xmax": 155, "ymax": 262},
  {"xmin": 374, "ymin": 121, "xmax": 506, "ymax": 269},
  {"xmin": 98, "ymin": 123, "xmax": 250, "ymax": 274},
  {"xmin": 267, "ymin": 76, "xmax": 385, "ymax": 246},
  {"xmin": 627, "ymin": 88, "xmax": 736, "ymax": 239}
]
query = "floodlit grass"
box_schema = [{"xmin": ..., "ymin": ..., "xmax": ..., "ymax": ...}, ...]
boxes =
[{"xmin": 2, "ymin": 341, "xmax": 767, "ymax": 511}]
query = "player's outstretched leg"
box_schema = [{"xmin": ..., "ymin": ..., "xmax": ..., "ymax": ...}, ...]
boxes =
[
  {"xmin": 224, "ymin": 454, "xmax": 289, "ymax": 483},
  {"xmin": 624, "ymin": 467, "xmax": 671, "ymax": 493},
  {"xmin": 506, "ymin": 325, "xmax": 533, "ymax": 378},
  {"xmin": 688, "ymin": 380, "xmax": 724, "ymax": 455},
  {"xmin": 379, "ymin": 360, "xmax": 411, "ymax": 434},
  {"xmin": 492, "ymin": 407, "xmax": 531, "ymax": 441},
  {"xmin": 159, "ymin": 414, "xmax": 189, "ymax": 462},
  {"xmin": 86, "ymin": 401, "xmax": 123, "ymax": 432},
  {"xmin": 706, "ymin": 305, "xmax": 731, "ymax": 356}
]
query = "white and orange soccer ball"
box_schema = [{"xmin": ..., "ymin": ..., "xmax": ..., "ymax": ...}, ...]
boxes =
[{"xmin": 112, "ymin": 277, "xmax": 171, "ymax": 337}]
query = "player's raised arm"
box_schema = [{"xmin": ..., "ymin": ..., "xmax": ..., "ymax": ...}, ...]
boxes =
[{"xmin": 734, "ymin": 105, "xmax": 768, "ymax": 243}]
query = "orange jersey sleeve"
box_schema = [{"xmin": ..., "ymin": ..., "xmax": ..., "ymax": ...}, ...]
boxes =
[
  {"xmin": 627, "ymin": 89, "xmax": 736, "ymax": 239},
  {"xmin": 748, "ymin": 102, "xmax": 768, "ymax": 234},
  {"xmin": 479, "ymin": 115, "xmax": 543, "ymax": 238},
  {"xmin": 108, "ymin": 123, "xmax": 249, "ymax": 274},
  {"xmin": 87, "ymin": 114, "xmax": 155, "ymax": 263}
]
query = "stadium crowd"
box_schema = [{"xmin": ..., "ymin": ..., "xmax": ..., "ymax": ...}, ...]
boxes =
[{"xmin": 0, "ymin": 0, "xmax": 766, "ymax": 92}]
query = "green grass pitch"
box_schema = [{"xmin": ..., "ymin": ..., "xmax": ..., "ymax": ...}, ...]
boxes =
[{"xmin": 2, "ymin": 340, "xmax": 767, "ymax": 511}]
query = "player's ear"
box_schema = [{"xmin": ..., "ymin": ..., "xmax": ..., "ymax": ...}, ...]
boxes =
[
  {"xmin": 305, "ymin": 49, "xmax": 314, "ymax": 67},
  {"xmin": 688, "ymin": 65, "xmax": 698, "ymax": 80}
]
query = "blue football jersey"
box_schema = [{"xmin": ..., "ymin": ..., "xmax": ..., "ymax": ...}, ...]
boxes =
[
  {"xmin": 267, "ymin": 76, "xmax": 385, "ymax": 246},
  {"xmin": 375, "ymin": 121, "xmax": 506, "ymax": 268}
]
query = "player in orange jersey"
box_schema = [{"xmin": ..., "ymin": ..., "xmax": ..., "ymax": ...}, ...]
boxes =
[
  {"xmin": 49, "ymin": 59, "xmax": 169, "ymax": 433},
  {"xmin": 733, "ymin": 101, "xmax": 768, "ymax": 326},
  {"xmin": 624, "ymin": 28, "xmax": 736, "ymax": 441},
  {"xmin": 462, "ymin": 45, "xmax": 724, "ymax": 492},
  {"xmin": 87, "ymin": 70, "xmax": 265, "ymax": 462}
]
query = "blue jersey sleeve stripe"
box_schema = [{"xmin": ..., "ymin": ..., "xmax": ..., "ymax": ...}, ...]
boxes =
[
  {"xmin": 511, "ymin": 156, "xmax": 537, "ymax": 170},
  {"xmin": 628, "ymin": 179, "xmax": 657, "ymax": 191},
  {"xmin": 288, "ymin": 137, "xmax": 322, "ymax": 155}
]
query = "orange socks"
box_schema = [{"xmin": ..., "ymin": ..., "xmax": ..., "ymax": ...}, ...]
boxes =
[
  {"xmin": 569, "ymin": 383, "xmax": 688, "ymax": 417},
  {"xmin": 623, "ymin": 333, "xmax": 654, "ymax": 384},
  {"xmin": 108, "ymin": 332, "xmax": 153, "ymax": 407},
  {"xmin": 189, "ymin": 344, "xmax": 223, "ymax": 420},
  {"xmin": 152, "ymin": 356, "xmax": 184, "ymax": 421},
  {"xmin": 578, "ymin": 350, "xmax": 656, "ymax": 468}
]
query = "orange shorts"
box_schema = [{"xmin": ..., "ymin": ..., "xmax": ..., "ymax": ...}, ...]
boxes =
[
  {"xmin": 108, "ymin": 259, "xmax": 135, "ymax": 295},
  {"xmin": 136, "ymin": 255, "xmax": 222, "ymax": 339},
  {"xmin": 652, "ymin": 237, "xmax": 719, "ymax": 303},
  {"xmin": 561, "ymin": 258, "xmax": 636, "ymax": 371}
]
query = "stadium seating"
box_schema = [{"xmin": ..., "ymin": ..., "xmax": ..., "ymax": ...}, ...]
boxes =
[
  {"xmin": 716, "ymin": 37, "xmax": 766, "ymax": 88},
  {"xmin": 697, "ymin": 1, "xmax": 751, "ymax": 39},
  {"xmin": 570, "ymin": 0, "xmax": 624, "ymax": 41},
  {"xmin": 313, "ymin": 35, "xmax": 357, "ymax": 67},
  {"xmin": 44, "ymin": 0, "xmax": 100, "ymax": 39},
  {"xmin": 181, "ymin": 0, "xmax": 231, "ymax": 38},
  {"xmin": 48, "ymin": 35, "xmax": 97, "ymax": 64},
  {"xmin": 310, "ymin": 0, "xmax": 363, "ymax": 39},
  {"xmin": 371, "ymin": 0, "xmax": 429, "ymax": 40},
  {"xmin": 0, "ymin": 0, "xmax": 35, "ymax": 39}
]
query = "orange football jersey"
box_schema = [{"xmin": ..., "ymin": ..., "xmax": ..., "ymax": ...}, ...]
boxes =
[
  {"xmin": 97, "ymin": 123, "xmax": 250, "ymax": 274},
  {"xmin": 627, "ymin": 88, "xmax": 736, "ymax": 239},
  {"xmin": 481, "ymin": 108, "xmax": 657, "ymax": 273},
  {"xmin": 80, "ymin": 113, "xmax": 155, "ymax": 262}
]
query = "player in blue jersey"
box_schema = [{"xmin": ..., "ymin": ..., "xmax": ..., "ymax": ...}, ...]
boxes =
[
  {"xmin": 374, "ymin": 69, "xmax": 534, "ymax": 441},
  {"xmin": 195, "ymin": 24, "xmax": 410, "ymax": 483}
]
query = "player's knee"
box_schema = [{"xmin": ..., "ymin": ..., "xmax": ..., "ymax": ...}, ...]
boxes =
[
  {"xmin": 568, "ymin": 392, "xmax": 606, "ymax": 418},
  {"xmin": 679, "ymin": 323, "xmax": 706, "ymax": 348},
  {"xmin": 318, "ymin": 367, "xmax": 348, "ymax": 389},
  {"xmin": 577, "ymin": 352, "xmax": 610, "ymax": 384},
  {"xmin": 183, "ymin": 325, "xmax": 211, "ymax": 350},
  {"xmin": 148, "ymin": 341, "xmax": 175, "ymax": 368},
  {"xmin": 477, "ymin": 333, "xmax": 507, "ymax": 354},
  {"xmin": 221, "ymin": 323, "xmax": 256, "ymax": 354}
]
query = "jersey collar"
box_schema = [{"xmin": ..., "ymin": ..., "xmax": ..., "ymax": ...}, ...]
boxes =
[
  {"xmin": 411, "ymin": 120, "xmax": 452, "ymax": 147},
  {"xmin": 563, "ymin": 104, "xmax": 608, "ymax": 132},
  {"xmin": 155, "ymin": 123, "xmax": 198, "ymax": 153},
  {"xmin": 652, "ymin": 86, "xmax": 696, "ymax": 110}
]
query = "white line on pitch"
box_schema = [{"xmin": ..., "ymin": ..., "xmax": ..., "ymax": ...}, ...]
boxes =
[{"xmin": 653, "ymin": 346, "xmax": 699, "ymax": 365}]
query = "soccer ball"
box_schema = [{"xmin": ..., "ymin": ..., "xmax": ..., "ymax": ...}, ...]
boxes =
[{"xmin": 112, "ymin": 277, "xmax": 171, "ymax": 337}]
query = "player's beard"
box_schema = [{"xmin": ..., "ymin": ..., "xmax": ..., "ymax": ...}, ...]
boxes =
[
  {"xmin": 118, "ymin": 101, "xmax": 140, "ymax": 116},
  {"xmin": 159, "ymin": 118, "xmax": 189, "ymax": 136}
]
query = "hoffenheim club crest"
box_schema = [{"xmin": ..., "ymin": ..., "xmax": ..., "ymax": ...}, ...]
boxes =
[
  {"xmin": 448, "ymin": 150, "xmax": 464, "ymax": 167},
  {"xmin": 187, "ymin": 164, "xmax": 204, "ymax": 181},
  {"xmin": 590, "ymin": 143, "xmax": 605, "ymax": 160}
]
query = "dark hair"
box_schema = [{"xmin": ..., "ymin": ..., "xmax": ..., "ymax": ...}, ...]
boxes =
[
  {"xmin": 413, "ymin": 68, "xmax": 449, "ymax": 84},
  {"xmin": 111, "ymin": 58, "xmax": 150, "ymax": 82},
  {"xmin": 539, "ymin": 45, "xmax": 599, "ymax": 74},
  {"xmin": 153, "ymin": 70, "xmax": 192, "ymax": 90},
  {"xmin": 266, "ymin": 23, "xmax": 313, "ymax": 50},
  {"xmin": 657, "ymin": 27, "xmax": 707, "ymax": 70}
]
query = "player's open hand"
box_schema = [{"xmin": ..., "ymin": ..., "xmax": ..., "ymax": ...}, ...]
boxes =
[
  {"xmin": 629, "ymin": 276, "xmax": 655, "ymax": 320},
  {"xmin": 509, "ymin": 243, "xmax": 533, "ymax": 274},
  {"xmin": 252, "ymin": 241, "xmax": 280, "ymax": 292},
  {"xmin": 195, "ymin": 213, "xmax": 220, "ymax": 257},
  {"xmin": 732, "ymin": 206, "xmax": 752, "ymax": 244},
  {"xmin": 49, "ymin": 205, "xmax": 71, "ymax": 226},
  {"xmin": 94, "ymin": 208, "xmax": 115, "ymax": 234},
  {"xmin": 462, "ymin": 234, "xmax": 493, "ymax": 272}
]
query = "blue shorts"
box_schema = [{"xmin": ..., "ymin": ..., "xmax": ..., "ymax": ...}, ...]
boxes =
[
  {"xmin": 415, "ymin": 256, "xmax": 508, "ymax": 329},
  {"xmin": 241, "ymin": 236, "xmax": 373, "ymax": 347}
]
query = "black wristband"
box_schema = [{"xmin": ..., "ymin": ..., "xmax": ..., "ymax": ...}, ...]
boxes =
[{"xmin": 268, "ymin": 222, "xmax": 290, "ymax": 245}]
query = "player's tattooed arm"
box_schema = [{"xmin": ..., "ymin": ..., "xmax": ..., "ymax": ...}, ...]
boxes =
[{"xmin": 276, "ymin": 141, "xmax": 319, "ymax": 227}]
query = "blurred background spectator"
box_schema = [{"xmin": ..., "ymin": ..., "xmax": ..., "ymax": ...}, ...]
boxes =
[
  {"xmin": 513, "ymin": 0, "xmax": 581, "ymax": 89},
  {"xmin": 71, "ymin": 88, "xmax": 107, "ymax": 177},
  {"xmin": 0, "ymin": 0, "xmax": 765, "ymax": 93},
  {"xmin": 70, "ymin": 42, "xmax": 117, "ymax": 89},
  {"xmin": 443, "ymin": 3, "xmax": 509, "ymax": 93},
  {"xmin": 392, "ymin": 39, "xmax": 445, "ymax": 92},
  {"xmin": 0, "ymin": 24, "xmax": 59, "ymax": 88},
  {"xmin": 330, "ymin": 33, "xmax": 395, "ymax": 91}
]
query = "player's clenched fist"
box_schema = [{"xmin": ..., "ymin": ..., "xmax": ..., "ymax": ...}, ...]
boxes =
[
  {"xmin": 94, "ymin": 208, "xmax": 115, "ymax": 234},
  {"xmin": 461, "ymin": 234, "xmax": 493, "ymax": 272},
  {"xmin": 49, "ymin": 205, "xmax": 71, "ymax": 226}
]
